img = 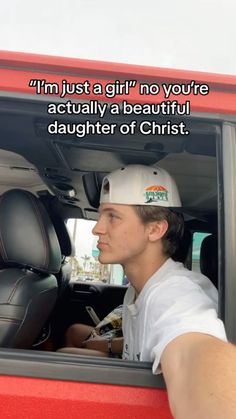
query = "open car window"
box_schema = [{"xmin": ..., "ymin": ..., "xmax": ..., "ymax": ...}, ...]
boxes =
[{"xmin": 67, "ymin": 218, "xmax": 125, "ymax": 285}]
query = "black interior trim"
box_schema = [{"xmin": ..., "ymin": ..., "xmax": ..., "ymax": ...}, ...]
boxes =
[{"xmin": 0, "ymin": 349, "xmax": 166, "ymax": 389}]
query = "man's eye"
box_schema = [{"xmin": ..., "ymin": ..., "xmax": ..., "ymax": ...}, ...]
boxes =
[{"xmin": 109, "ymin": 213, "xmax": 117, "ymax": 220}]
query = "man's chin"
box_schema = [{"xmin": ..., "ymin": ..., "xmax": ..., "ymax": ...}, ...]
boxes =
[{"xmin": 98, "ymin": 254, "xmax": 120, "ymax": 265}]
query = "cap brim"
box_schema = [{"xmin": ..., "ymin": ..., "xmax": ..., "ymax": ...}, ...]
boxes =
[{"xmin": 169, "ymin": 207, "xmax": 209, "ymax": 222}]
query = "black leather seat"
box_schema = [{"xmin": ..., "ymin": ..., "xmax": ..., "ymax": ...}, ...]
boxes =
[
  {"xmin": 50, "ymin": 215, "xmax": 75, "ymax": 297},
  {"xmin": 200, "ymin": 234, "xmax": 218, "ymax": 288},
  {"xmin": 0, "ymin": 189, "xmax": 61, "ymax": 348},
  {"xmin": 36, "ymin": 213, "xmax": 75, "ymax": 349}
]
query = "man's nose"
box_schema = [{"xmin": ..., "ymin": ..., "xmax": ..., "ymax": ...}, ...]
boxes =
[{"xmin": 92, "ymin": 217, "xmax": 105, "ymax": 236}]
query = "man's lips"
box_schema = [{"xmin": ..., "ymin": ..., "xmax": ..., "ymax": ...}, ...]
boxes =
[{"xmin": 97, "ymin": 242, "xmax": 108, "ymax": 249}]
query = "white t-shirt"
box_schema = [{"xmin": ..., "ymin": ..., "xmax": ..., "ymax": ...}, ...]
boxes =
[{"xmin": 122, "ymin": 258, "xmax": 227, "ymax": 374}]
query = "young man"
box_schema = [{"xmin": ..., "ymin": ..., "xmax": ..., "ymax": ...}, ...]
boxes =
[{"xmin": 92, "ymin": 164, "xmax": 236, "ymax": 419}]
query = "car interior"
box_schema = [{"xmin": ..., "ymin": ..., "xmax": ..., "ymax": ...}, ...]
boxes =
[{"xmin": 0, "ymin": 93, "xmax": 222, "ymax": 355}]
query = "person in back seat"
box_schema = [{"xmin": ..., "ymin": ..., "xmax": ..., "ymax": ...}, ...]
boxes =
[
  {"xmin": 59, "ymin": 305, "xmax": 123, "ymax": 357},
  {"xmin": 90, "ymin": 164, "xmax": 236, "ymax": 419}
]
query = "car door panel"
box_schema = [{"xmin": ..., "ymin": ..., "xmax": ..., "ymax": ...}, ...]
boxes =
[
  {"xmin": 67, "ymin": 281, "xmax": 127, "ymax": 326},
  {"xmin": 0, "ymin": 349, "xmax": 172, "ymax": 419}
]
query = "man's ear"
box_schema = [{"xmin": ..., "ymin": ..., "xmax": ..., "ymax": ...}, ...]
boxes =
[{"xmin": 147, "ymin": 220, "xmax": 168, "ymax": 242}]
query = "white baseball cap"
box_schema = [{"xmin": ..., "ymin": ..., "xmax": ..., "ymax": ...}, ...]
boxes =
[{"xmin": 100, "ymin": 164, "xmax": 182, "ymax": 207}]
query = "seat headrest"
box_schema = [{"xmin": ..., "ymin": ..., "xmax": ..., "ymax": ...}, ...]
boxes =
[
  {"xmin": 200, "ymin": 234, "xmax": 218, "ymax": 288},
  {"xmin": 0, "ymin": 189, "xmax": 61, "ymax": 274},
  {"xmin": 172, "ymin": 227, "xmax": 192, "ymax": 264},
  {"xmin": 51, "ymin": 216, "xmax": 75, "ymax": 257}
]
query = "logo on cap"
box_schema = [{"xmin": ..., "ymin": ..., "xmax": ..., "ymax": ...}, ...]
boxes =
[{"xmin": 144, "ymin": 185, "xmax": 168, "ymax": 203}]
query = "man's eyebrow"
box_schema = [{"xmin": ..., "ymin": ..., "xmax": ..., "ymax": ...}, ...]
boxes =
[{"xmin": 98, "ymin": 207, "xmax": 121, "ymax": 215}]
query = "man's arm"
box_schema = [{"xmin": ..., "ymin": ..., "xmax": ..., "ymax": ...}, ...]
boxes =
[
  {"xmin": 82, "ymin": 336, "xmax": 123, "ymax": 355},
  {"xmin": 161, "ymin": 333, "xmax": 236, "ymax": 419}
]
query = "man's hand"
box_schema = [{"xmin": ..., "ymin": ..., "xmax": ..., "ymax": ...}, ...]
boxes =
[
  {"xmin": 82, "ymin": 336, "xmax": 123, "ymax": 355},
  {"xmin": 81, "ymin": 335, "xmax": 108, "ymax": 353}
]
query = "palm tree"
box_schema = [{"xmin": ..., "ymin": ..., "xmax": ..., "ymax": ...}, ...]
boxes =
[{"xmin": 81, "ymin": 254, "xmax": 91, "ymax": 271}]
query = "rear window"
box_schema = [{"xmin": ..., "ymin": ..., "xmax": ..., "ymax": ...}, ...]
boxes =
[{"xmin": 192, "ymin": 232, "xmax": 211, "ymax": 272}]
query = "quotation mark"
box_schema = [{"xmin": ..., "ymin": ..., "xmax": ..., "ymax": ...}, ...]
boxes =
[
  {"xmin": 29, "ymin": 79, "xmax": 36, "ymax": 87},
  {"xmin": 128, "ymin": 80, "xmax": 136, "ymax": 88}
]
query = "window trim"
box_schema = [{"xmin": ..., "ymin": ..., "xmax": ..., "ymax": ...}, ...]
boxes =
[
  {"xmin": 221, "ymin": 123, "xmax": 236, "ymax": 342},
  {"xmin": 0, "ymin": 348, "xmax": 165, "ymax": 389}
]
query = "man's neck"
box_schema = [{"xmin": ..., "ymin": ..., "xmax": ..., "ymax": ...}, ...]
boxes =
[{"xmin": 124, "ymin": 253, "xmax": 169, "ymax": 294}]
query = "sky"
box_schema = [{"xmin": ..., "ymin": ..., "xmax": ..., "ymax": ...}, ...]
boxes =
[
  {"xmin": 67, "ymin": 219, "xmax": 97, "ymax": 261},
  {"xmin": 1, "ymin": 0, "xmax": 236, "ymax": 75}
]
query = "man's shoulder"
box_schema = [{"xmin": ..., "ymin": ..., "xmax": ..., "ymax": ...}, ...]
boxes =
[
  {"xmin": 146, "ymin": 259, "xmax": 218, "ymax": 305},
  {"xmin": 148, "ymin": 258, "xmax": 205, "ymax": 288},
  {"xmin": 157, "ymin": 258, "xmax": 216, "ymax": 287}
]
